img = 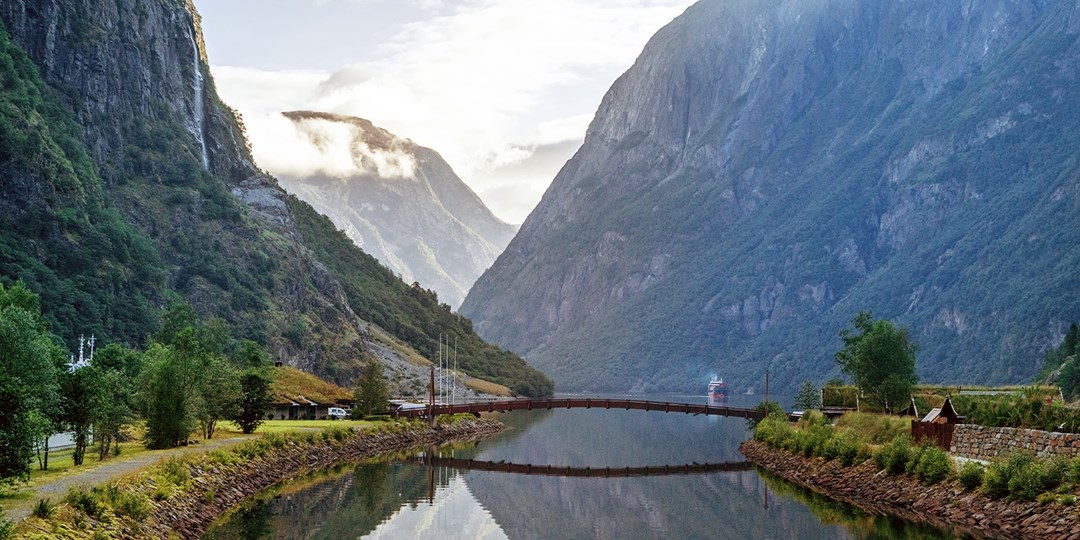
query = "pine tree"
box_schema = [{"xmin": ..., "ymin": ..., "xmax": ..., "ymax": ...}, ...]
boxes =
[
  {"xmin": 354, "ymin": 362, "xmax": 389, "ymax": 418},
  {"xmin": 793, "ymin": 380, "xmax": 822, "ymax": 410}
]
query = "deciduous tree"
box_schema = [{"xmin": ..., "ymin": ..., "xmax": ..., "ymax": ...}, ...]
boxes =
[
  {"xmin": 231, "ymin": 341, "xmax": 273, "ymax": 434},
  {"xmin": 835, "ymin": 311, "xmax": 918, "ymax": 413},
  {"xmin": 0, "ymin": 282, "xmax": 63, "ymax": 484}
]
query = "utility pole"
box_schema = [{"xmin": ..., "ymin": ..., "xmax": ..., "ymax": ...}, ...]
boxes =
[
  {"xmin": 429, "ymin": 366, "xmax": 437, "ymax": 428},
  {"xmin": 765, "ymin": 369, "xmax": 770, "ymax": 409}
]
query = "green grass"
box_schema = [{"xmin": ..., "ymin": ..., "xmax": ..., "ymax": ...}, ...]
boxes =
[{"xmin": 246, "ymin": 419, "xmax": 376, "ymax": 434}]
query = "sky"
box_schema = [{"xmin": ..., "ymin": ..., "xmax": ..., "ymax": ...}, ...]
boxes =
[{"xmin": 193, "ymin": 0, "xmax": 695, "ymax": 224}]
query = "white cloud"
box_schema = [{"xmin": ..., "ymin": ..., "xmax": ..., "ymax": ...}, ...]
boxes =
[
  {"xmin": 248, "ymin": 113, "xmax": 417, "ymax": 179},
  {"xmin": 209, "ymin": 0, "xmax": 694, "ymax": 222}
]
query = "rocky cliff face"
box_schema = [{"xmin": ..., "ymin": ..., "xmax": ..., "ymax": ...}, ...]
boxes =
[
  {"xmin": 273, "ymin": 112, "xmax": 516, "ymax": 310},
  {"xmin": 0, "ymin": 0, "xmax": 368, "ymax": 380},
  {"xmin": 0, "ymin": 0, "xmax": 551, "ymax": 395},
  {"xmin": 462, "ymin": 0, "xmax": 1080, "ymax": 392}
]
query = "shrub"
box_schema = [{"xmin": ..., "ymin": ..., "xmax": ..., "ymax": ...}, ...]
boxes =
[
  {"xmin": 913, "ymin": 445, "xmax": 953, "ymax": 484},
  {"xmin": 207, "ymin": 450, "xmax": 239, "ymax": 466},
  {"xmin": 159, "ymin": 458, "xmax": 190, "ymax": 488},
  {"xmin": 1044, "ymin": 456, "xmax": 1071, "ymax": 489},
  {"xmin": 65, "ymin": 486, "xmax": 105, "ymax": 518},
  {"xmin": 1008, "ymin": 460, "xmax": 1049, "ymax": 502},
  {"xmin": 874, "ymin": 435, "xmax": 913, "ymax": 475},
  {"xmin": 754, "ymin": 416, "xmax": 795, "ymax": 450},
  {"xmin": 31, "ymin": 497, "xmax": 55, "ymax": 519},
  {"xmin": 905, "ymin": 444, "xmax": 927, "ymax": 475},
  {"xmin": 836, "ymin": 412, "xmax": 911, "ymax": 444},
  {"xmin": 0, "ymin": 516, "xmax": 11, "ymax": 540},
  {"xmin": 264, "ymin": 432, "xmax": 287, "ymax": 448},
  {"xmin": 982, "ymin": 453, "xmax": 1034, "ymax": 499},
  {"xmin": 958, "ymin": 461, "xmax": 985, "ymax": 491},
  {"xmin": 799, "ymin": 425, "xmax": 834, "ymax": 457}
]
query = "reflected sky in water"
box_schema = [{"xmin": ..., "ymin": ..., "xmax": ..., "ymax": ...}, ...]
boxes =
[
  {"xmin": 206, "ymin": 395, "xmax": 960, "ymax": 539},
  {"xmin": 366, "ymin": 475, "xmax": 506, "ymax": 540}
]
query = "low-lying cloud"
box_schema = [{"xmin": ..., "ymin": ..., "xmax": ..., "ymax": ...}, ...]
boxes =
[
  {"xmin": 249, "ymin": 113, "xmax": 417, "ymax": 180},
  {"xmin": 205, "ymin": 0, "xmax": 695, "ymax": 222}
]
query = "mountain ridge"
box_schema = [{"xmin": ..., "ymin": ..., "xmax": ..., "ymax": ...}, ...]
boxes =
[
  {"xmin": 462, "ymin": 0, "xmax": 1080, "ymax": 394},
  {"xmin": 271, "ymin": 110, "xmax": 516, "ymax": 309}
]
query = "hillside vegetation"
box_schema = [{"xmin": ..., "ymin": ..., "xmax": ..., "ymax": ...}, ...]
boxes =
[{"xmin": 0, "ymin": 2, "xmax": 550, "ymax": 396}]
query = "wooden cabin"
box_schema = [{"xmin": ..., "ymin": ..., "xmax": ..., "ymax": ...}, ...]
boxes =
[{"xmin": 912, "ymin": 395, "xmax": 963, "ymax": 449}]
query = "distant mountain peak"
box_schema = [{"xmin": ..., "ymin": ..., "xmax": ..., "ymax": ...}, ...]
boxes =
[{"xmin": 271, "ymin": 112, "xmax": 516, "ymax": 309}]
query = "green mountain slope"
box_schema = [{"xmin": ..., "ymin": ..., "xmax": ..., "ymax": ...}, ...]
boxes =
[
  {"xmin": 462, "ymin": 0, "xmax": 1080, "ymax": 393},
  {"xmin": 0, "ymin": 0, "xmax": 550, "ymax": 395},
  {"xmin": 0, "ymin": 21, "xmax": 164, "ymax": 344}
]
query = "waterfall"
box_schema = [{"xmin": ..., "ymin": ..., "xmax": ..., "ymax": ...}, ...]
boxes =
[{"xmin": 186, "ymin": 25, "xmax": 209, "ymax": 170}]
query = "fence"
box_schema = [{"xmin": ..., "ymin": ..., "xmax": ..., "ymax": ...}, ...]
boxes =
[{"xmin": 911, "ymin": 422, "xmax": 955, "ymax": 449}]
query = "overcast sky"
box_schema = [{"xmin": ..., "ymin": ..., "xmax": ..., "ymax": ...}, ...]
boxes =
[{"xmin": 194, "ymin": 0, "xmax": 695, "ymax": 224}]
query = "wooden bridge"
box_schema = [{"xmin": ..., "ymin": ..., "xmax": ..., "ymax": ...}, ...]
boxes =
[
  {"xmin": 392, "ymin": 398, "xmax": 766, "ymax": 420},
  {"xmin": 420, "ymin": 456, "xmax": 753, "ymax": 477}
]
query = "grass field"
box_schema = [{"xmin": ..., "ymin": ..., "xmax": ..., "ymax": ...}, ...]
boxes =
[{"xmin": 222, "ymin": 419, "xmax": 378, "ymax": 434}]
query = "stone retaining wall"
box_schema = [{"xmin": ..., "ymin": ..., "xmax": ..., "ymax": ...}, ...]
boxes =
[
  {"xmin": 951, "ymin": 425, "xmax": 1080, "ymax": 460},
  {"xmin": 143, "ymin": 419, "xmax": 505, "ymax": 539},
  {"xmin": 741, "ymin": 440, "xmax": 1080, "ymax": 540}
]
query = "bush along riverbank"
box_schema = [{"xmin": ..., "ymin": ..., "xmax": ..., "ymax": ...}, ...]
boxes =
[
  {"xmin": 743, "ymin": 413, "xmax": 1080, "ymax": 539},
  {"xmin": 14, "ymin": 417, "xmax": 504, "ymax": 539}
]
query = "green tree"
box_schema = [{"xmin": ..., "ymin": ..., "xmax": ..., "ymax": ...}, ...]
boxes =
[
  {"xmin": 835, "ymin": 311, "xmax": 918, "ymax": 413},
  {"xmin": 231, "ymin": 341, "xmax": 273, "ymax": 435},
  {"xmin": 144, "ymin": 305, "xmax": 247, "ymax": 446},
  {"xmin": 93, "ymin": 368, "xmax": 133, "ymax": 459},
  {"xmin": 0, "ymin": 282, "xmax": 64, "ymax": 484},
  {"xmin": 793, "ymin": 380, "xmax": 822, "ymax": 410},
  {"xmin": 90, "ymin": 344, "xmax": 142, "ymax": 459},
  {"xmin": 353, "ymin": 362, "xmax": 389, "ymax": 418},
  {"xmin": 59, "ymin": 366, "xmax": 101, "ymax": 466},
  {"xmin": 196, "ymin": 356, "xmax": 240, "ymax": 440},
  {"xmin": 142, "ymin": 344, "xmax": 201, "ymax": 449}
]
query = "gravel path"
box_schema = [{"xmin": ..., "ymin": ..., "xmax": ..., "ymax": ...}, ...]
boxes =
[{"xmin": 2, "ymin": 436, "xmax": 250, "ymax": 522}]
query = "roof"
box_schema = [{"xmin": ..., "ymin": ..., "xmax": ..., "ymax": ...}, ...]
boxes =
[
  {"xmin": 901, "ymin": 397, "xmax": 919, "ymax": 417},
  {"xmin": 920, "ymin": 395, "xmax": 963, "ymax": 423},
  {"xmin": 271, "ymin": 366, "xmax": 353, "ymax": 406}
]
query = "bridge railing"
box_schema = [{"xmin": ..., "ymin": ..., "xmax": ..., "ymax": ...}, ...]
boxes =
[{"xmin": 392, "ymin": 398, "xmax": 766, "ymax": 420}]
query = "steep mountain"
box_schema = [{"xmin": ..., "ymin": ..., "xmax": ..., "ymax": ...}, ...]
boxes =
[
  {"xmin": 0, "ymin": 0, "xmax": 551, "ymax": 396},
  {"xmin": 462, "ymin": 0, "xmax": 1080, "ymax": 393},
  {"xmin": 271, "ymin": 111, "xmax": 516, "ymax": 310}
]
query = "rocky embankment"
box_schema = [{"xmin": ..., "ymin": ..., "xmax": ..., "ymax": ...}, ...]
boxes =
[
  {"xmin": 741, "ymin": 440, "xmax": 1080, "ymax": 540},
  {"xmin": 147, "ymin": 420, "xmax": 504, "ymax": 539}
]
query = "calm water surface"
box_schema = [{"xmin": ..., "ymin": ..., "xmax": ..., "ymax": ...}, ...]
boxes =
[{"xmin": 205, "ymin": 395, "xmax": 963, "ymax": 539}]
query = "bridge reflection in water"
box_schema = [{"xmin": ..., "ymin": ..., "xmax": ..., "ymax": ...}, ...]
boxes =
[
  {"xmin": 420, "ymin": 455, "xmax": 754, "ymax": 478},
  {"xmin": 418, "ymin": 449, "xmax": 755, "ymax": 505},
  {"xmin": 393, "ymin": 397, "xmax": 767, "ymax": 422}
]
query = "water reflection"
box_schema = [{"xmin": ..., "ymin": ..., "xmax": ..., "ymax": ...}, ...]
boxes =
[{"xmin": 206, "ymin": 396, "xmax": 962, "ymax": 539}]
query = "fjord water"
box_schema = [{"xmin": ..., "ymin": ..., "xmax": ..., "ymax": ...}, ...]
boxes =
[{"xmin": 205, "ymin": 395, "xmax": 957, "ymax": 539}]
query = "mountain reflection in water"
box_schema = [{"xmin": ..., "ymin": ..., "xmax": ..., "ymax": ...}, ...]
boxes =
[{"xmin": 205, "ymin": 396, "xmax": 961, "ymax": 539}]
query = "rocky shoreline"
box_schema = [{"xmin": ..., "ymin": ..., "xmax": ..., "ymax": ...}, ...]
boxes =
[
  {"xmin": 740, "ymin": 440, "xmax": 1080, "ymax": 540},
  {"xmin": 144, "ymin": 419, "xmax": 505, "ymax": 539}
]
